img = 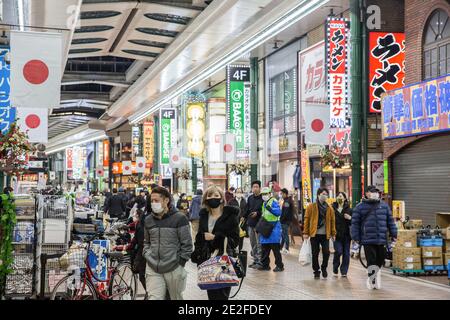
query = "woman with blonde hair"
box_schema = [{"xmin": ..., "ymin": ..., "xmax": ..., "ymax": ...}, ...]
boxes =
[{"xmin": 191, "ymin": 185, "xmax": 240, "ymax": 300}]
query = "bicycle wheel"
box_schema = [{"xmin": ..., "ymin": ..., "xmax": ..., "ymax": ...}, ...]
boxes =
[
  {"xmin": 109, "ymin": 262, "xmax": 137, "ymax": 300},
  {"xmin": 50, "ymin": 274, "xmax": 97, "ymax": 300}
]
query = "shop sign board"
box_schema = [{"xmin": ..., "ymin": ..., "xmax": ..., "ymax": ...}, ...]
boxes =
[
  {"xmin": 301, "ymin": 149, "xmax": 312, "ymax": 209},
  {"xmin": 329, "ymin": 127, "xmax": 351, "ymax": 155},
  {"xmin": 369, "ymin": 32, "xmax": 405, "ymax": 113},
  {"xmin": 370, "ymin": 161, "xmax": 384, "ymax": 192},
  {"xmin": 103, "ymin": 139, "xmax": 110, "ymax": 167},
  {"xmin": 143, "ymin": 118, "xmax": 154, "ymax": 167},
  {"xmin": 187, "ymin": 102, "xmax": 206, "ymax": 157},
  {"xmin": 160, "ymin": 108, "xmax": 177, "ymax": 165},
  {"xmin": 326, "ymin": 17, "xmax": 350, "ymax": 128},
  {"xmin": 66, "ymin": 148, "xmax": 73, "ymax": 170},
  {"xmin": 160, "ymin": 164, "xmax": 173, "ymax": 179},
  {"xmin": 382, "ymin": 74, "xmax": 450, "ymax": 139},
  {"xmin": 383, "ymin": 160, "xmax": 389, "ymax": 194},
  {"xmin": 312, "ymin": 178, "xmax": 321, "ymax": 203},
  {"xmin": 392, "ymin": 200, "xmax": 405, "ymax": 220},
  {"xmin": 0, "ymin": 48, "xmax": 15, "ymax": 135},
  {"xmin": 132, "ymin": 125, "xmax": 140, "ymax": 159},
  {"xmin": 227, "ymin": 65, "xmax": 251, "ymax": 158}
]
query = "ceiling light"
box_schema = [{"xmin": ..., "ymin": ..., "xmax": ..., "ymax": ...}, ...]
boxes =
[{"xmin": 46, "ymin": 134, "xmax": 107, "ymax": 154}]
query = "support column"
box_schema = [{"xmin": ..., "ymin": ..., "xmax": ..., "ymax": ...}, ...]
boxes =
[
  {"xmin": 350, "ymin": 0, "xmax": 362, "ymax": 207},
  {"xmin": 361, "ymin": 0, "xmax": 369, "ymax": 193},
  {"xmin": 250, "ymin": 57, "xmax": 259, "ymax": 183},
  {"xmin": 108, "ymin": 137, "xmax": 113, "ymax": 191}
]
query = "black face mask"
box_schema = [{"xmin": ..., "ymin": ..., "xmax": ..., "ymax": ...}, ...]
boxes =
[{"xmin": 206, "ymin": 198, "xmax": 222, "ymax": 209}]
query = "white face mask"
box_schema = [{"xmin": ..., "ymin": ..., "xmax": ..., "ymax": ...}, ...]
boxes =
[
  {"xmin": 319, "ymin": 194, "xmax": 328, "ymax": 202},
  {"xmin": 369, "ymin": 193, "xmax": 380, "ymax": 200},
  {"xmin": 236, "ymin": 193, "xmax": 243, "ymax": 199},
  {"xmin": 151, "ymin": 202, "xmax": 164, "ymax": 214},
  {"xmin": 262, "ymin": 195, "xmax": 270, "ymax": 202}
]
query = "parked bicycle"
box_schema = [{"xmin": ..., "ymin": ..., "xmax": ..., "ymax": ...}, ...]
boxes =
[{"xmin": 50, "ymin": 232, "xmax": 137, "ymax": 300}]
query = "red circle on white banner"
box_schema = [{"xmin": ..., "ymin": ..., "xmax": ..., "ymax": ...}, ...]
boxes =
[
  {"xmin": 23, "ymin": 60, "xmax": 49, "ymax": 84},
  {"xmin": 311, "ymin": 119, "xmax": 324, "ymax": 132},
  {"xmin": 172, "ymin": 155, "xmax": 179, "ymax": 162},
  {"xmin": 224, "ymin": 144, "xmax": 233, "ymax": 153},
  {"xmin": 138, "ymin": 163, "xmax": 144, "ymax": 168},
  {"xmin": 125, "ymin": 166, "xmax": 130, "ymax": 170},
  {"xmin": 25, "ymin": 114, "xmax": 41, "ymax": 129}
]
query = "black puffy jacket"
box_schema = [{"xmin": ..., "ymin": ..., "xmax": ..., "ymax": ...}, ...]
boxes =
[{"xmin": 332, "ymin": 202, "xmax": 352, "ymax": 240}]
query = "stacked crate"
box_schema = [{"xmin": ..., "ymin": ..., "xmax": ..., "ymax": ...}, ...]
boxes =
[
  {"xmin": 419, "ymin": 230, "xmax": 444, "ymax": 272},
  {"xmin": 393, "ymin": 230, "xmax": 421, "ymax": 271}
]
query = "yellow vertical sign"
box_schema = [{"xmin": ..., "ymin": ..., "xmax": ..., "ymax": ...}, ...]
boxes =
[
  {"xmin": 301, "ymin": 150, "xmax": 312, "ymax": 209},
  {"xmin": 143, "ymin": 117, "xmax": 155, "ymax": 167}
]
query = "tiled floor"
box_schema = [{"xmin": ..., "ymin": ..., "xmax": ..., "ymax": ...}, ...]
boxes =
[{"xmin": 138, "ymin": 239, "xmax": 450, "ymax": 300}]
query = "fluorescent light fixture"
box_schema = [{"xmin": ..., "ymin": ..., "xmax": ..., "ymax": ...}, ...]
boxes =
[
  {"xmin": 17, "ymin": 0, "xmax": 25, "ymax": 31},
  {"xmin": 46, "ymin": 134, "xmax": 108, "ymax": 154},
  {"xmin": 129, "ymin": 0, "xmax": 328, "ymax": 124}
]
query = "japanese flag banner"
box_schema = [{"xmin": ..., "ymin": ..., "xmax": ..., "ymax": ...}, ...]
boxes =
[
  {"xmin": 96, "ymin": 166, "xmax": 104, "ymax": 177},
  {"xmin": 16, "ymin": 107, "xmax": 48, "ymax": 143},
  {"xmin": 122, "ymin": 161, "xmax": 132, "ymax": 175},
  {"xmin": 136, "ymin": 157, "xmax": 146, "ymax": 173},
  {"xmin": 219, "ymin": 133, "xmax": 236, "ymax": 164},
  {"xmin": 304, "ymin": 103, "xmax": 330, "ymax": 145},
  {"xmin": 170, "ymin": 147, "xmax": 186, "ymax": 169},
  {"xmin": 10, "ymin": 31, "xmax": 62, "ymax": 109}
]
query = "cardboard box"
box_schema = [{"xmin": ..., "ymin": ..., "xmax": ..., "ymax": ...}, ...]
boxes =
[
  {"xmin": 393, "ymin": 248, "xmax": 421, "ymax": 265},
  {"xmin": 444, "ymin": 239, "xmax": 450, "ymax": 253},
  {"xmin": 396, "ymin": 230, "xmax": 418, "ymax": 248},
  {"xmin": 405, "ymin": 219, "xmax": 423, "ymax": 230},
  {"xmin": 444, "ymin": 253, "xmax": 450, "ymax": 265},
  {"xmin": 394, "ymin": 261, "xmax": 422, "ymax": 270},
  {"xmin": 440, "ymin": 227, "xmax": 450, "ymax": 240},
  {"xmin": 422, "ymin": 257, "xmax": 444, "ymax": 266},
  {"xmin": 421, "ymin": 247, "xmax": 443, "ymax": 258},
  {"xmin": 436, "ymin": 212, "xmax": 450, "ymax": 228}
]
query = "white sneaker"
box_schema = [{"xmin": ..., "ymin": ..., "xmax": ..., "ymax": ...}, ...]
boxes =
[
  {"xmin": 374, "ymin": 271, "xmax": 382, "ymax": 289},
  {"xmin": 281, "ymin": 248, "xmax": 289, "ymax": 254},
  {"xmin": 366, "ymin": 277, "xmax": 376, "ymax": 290}
]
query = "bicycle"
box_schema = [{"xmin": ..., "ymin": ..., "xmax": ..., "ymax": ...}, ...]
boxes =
[{"xmin": 50, "ymin": 232, "xmax": 138, "ymax": 300}]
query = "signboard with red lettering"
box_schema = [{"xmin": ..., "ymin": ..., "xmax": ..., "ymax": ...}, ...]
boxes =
[
  {"xmin": 329, "ymin": 127, "xmax": 352, "ymax": 155},
  {"xmin": 369, "ymin": 32, "xmax": 405, "ymax": 113},
  {"xmin": 326, "ymin": 17, "xmax": 350, "ymax": 128},
  {"xmin": 66, "ymin": 148, "xmax": 73, "ymax": 170}
]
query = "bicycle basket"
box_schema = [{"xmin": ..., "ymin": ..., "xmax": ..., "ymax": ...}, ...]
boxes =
[{"xmin": 59, "ymin": 246, "xmax": 87, "ymax": 270}]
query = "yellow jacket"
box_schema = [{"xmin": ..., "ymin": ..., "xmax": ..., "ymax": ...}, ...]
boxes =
[{"xmin": 304, "ymin": 202, "xmax": 336, "ymax": 239}]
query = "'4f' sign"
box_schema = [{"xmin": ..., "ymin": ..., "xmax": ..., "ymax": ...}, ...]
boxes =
[{"xmin": 228, "ymin": 66, "xmax": 250, "ymax": 82}]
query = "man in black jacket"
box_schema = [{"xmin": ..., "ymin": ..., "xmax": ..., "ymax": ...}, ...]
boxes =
[
  {"xmin": 104, "ymin": 188, "xmax": 127, "ymax": 218},
  {"xmin": 280, "ymin": 188, "xmax": 294, "ymax": 254},
  {"xmin": 244, "ymin": 180, "xmax": 263, "ymax": 268}
]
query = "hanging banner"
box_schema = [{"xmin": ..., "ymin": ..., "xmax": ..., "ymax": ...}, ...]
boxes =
[
  {"xmin": 227, "ymin": 65, "xmax": 251, "ymax": 158},
  {"xmin": 132, "ymin": 125, "xmax": 140, "ymax": 159},
  {"xmin": 122, "ymin": 161, "xmax": 132, "ymax": 176},
  {"xmin": 382, "ymin": 74, "xmax": 450, "ymax": 139},
  {"xmin": 301, "ymin": 150, "xmax": 312, "ymax": 209},
  {"xmin": 370, "ymin": 161, "xmax": 384, "ymax": 192},
  {"xmin": 102, "ymin": 139, "xmax": 110, "ymax": 167},
  {"xmin": 143, "ymin": 118, "xmax": 154, "ymax": 167},
  {"xmin": 160, "ymin": 108, "xmax": 177, "ymax": 166},
  {"xmin": 383, "ymin": 160, "xmax": 389, "ymax": 194},
  {"xmin": 329, "ymin": 127, "xmax": 352, "ymax": 155},
  {"xmin": 0, "ymin": 48, "xmax": 15, "ymax": 135},
  {"xmin": 16, "ymin": 107, "xmax": 48, "ymax": 143},
  {"xmin": 326, "ymin": 17, "xmax": 350, "ymax": 128},
  {"xmin": 299, "ymin": 41, "xmax": 326, "ymax": 130},
  {"xmin": 369, "ymin": 32, "xmax": 405, "ymax": 113},
  {"xmin": 135, "ymin": 157, "xmax": 146, "ymax": 173},
  {"xmin": 96, "ymin": 165, "xmax": 104, "ymax": 177},
  {"xmin": 66, "ymin": 148, "xmax": 73, "ymax": 170},
  {"xmin": 49, "ymin": 171, "xmax": 56, "ymax": 181},
  {"xmin": 187, "ymin": 102, "xmax": 206, "ymax": 157}
]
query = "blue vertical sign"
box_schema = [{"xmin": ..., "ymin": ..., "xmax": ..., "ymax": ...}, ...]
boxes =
[
  {"xmin": 0, "ymin": 48, "xmax": 15, "ymax": 135},
  {"xmin": 312, "ymin": 178, "xmax": 321, "ymax": 203}
]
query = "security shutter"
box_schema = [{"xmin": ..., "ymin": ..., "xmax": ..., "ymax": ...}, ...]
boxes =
[{"xmin": 392, "ymin": 134, "xmax": 450, "ymax": 226}]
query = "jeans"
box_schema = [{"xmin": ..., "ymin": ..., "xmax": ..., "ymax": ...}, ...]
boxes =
[
  {"xmin": 310, "ymin": 234, "xmax": 330, "ymax": 275},
  {"xmin": 280, "ymin": 223, "xmax": 290, "ymax": 250},
  {"xmin": 363, "ymin": 244, "xmax": 385, "ymax": 278},
  {"xmin": 333, "ymin": 237, "xmax": 351, "ymax": 275},
  {"xmin": 261, "ymin": 243, "xmax": 284, "ymax": 269},
  {"xmin": 248, "ymin": 226, "xmax": 261, "ymax": 265}
]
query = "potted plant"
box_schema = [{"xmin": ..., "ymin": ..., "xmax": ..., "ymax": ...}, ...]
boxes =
[
  {"xmin": 228, "ymin": 161, "xmax": 251, "ymax": 175},
  {"xmin": 176, "ymin": 169, "xmax": 191, "ymax": 180},
  {"xmin": 320, "ymin": 143, "xmax": 351, "ymax": 169}
]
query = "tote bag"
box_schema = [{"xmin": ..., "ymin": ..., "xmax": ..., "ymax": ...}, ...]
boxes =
[
  {"xmin": 298, "ymin": 238, "xmax": 312, "ymax": 266},
  {"xmin": 197, "ymin": 238, "xmax": 240, "ymax": 290}
]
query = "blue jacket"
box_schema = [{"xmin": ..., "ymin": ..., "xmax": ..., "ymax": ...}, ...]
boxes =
[
  {"xmin": 259, "ymin": 198, "xmax": 282, "ymax": 244},
  {"xmin": 188, "ymin": 195, "xmax": 202, "ymax": 221},
  {"xmin": 351, "ymin": 199, "xmax": 397, "ymax": 245}
]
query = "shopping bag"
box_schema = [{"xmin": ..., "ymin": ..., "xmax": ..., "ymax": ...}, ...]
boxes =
[
  {"xmin": 197, "ymin": 238, "xmax": 240, "ymax": 290},
  {"xmin": 298, "ymin": 238, "xmax": 312, "ymax": 266}
]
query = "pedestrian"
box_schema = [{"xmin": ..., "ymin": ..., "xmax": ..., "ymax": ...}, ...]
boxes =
[
  {"xmin": 191, "ymin": 185, "xmax": 240, "ymax": 300},
  {"xmin": 280, "ymin": 188, "xmax": 294, "ymax": 254},
  {"xmin": 135, "ymin": 189, "xmax": 147, "ymax": 210},
  {"xmin": 143, "ymin": 186, "xmax": 193, "ymax": 300},
  {"xmin": 332, "ymin": 192, "xmax": 352, "ymax": 278},
  {"xmin": 351, "ymin": 186, "xmax": 397, "ymax": 290},
  {"xmin": 177, "ymin": 193, "xmax": 190, "ymax": 216},
  {"xmin": 228, "ymin": 187, "xmax": 248, "ymax": 252},
  {"xmin": 257, "ymin": 187, "xmax": 284, "ymax": 272},
  {"xmin": 104, "ymin": 188, "xmax": 127, "ymax": 219},
  {"xmin": 303, "ymin": 188, "xmax": 336, "ymax": 279},
  {"xmin": 188, "ymin": 189, "xmax": 203, "ymax": 239},
  {"xmin": 244, "ymin": 180, "xmax": 263, "ymax": 269},
  {"xmin": 225, "ymin": 187, "xmax": 236, "ymax": 204}
]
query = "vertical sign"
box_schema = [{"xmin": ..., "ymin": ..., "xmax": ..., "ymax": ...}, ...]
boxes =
[
  {"xmin": 143, "ymin": 118, "xmax": 155, "ymax": 167},
  {"xmin": 369, "ymin": 32, "xmax": 405, "ymax": 113},
  {"xmin": 66, "ymin": 148, "xmax": 73, "ymax": 170},
  {"xmin": 160, "ymin": 108, "xmax": 177, "ymax": 178},
  {"xmin": 187, "ymin": 102, "xmax": 206, "ymax": 157},
  {"xmin": 370, "ymin": 161, "xmax": 384, "ymax": 192},
  {"xmin": 383, "ymin": 160, "xmax": 389, "ymax": 194},
  {"xmin": 326, "ymin": 17, "xmax": 350, "ymax": 128},
  {"xmin": 301, "ymin": 149, "xmax": 312, "ymax": 209},
  {"xmin": 227, "ymin": 65, "xmax": 251, "ymax": 159},
  {"xmin": 0, "ymin": 48, "xmax": 15, "ymax": 135},
  {"xmin": 132, "ymin": 125, "xmax": 140, "ymax": 159},
  {"xmin": 103, "ymin": 139, "xmax": 110, "ymax": 167}
]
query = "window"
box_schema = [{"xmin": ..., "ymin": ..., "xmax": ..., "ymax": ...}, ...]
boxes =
[{"xmin": 423, "ymin": 9, "xmax": 450, "ymax": 79}]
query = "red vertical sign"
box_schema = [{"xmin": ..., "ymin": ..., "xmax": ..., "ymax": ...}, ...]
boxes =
[
  {"xmin": 369, "ymin": 32, "xmax": 405, "ymax": 113},
  {"xmin": 66, "ymin": 148, "xmax": 73, "ymax": 170},
  {"xmin": 103, "ymin": 139, "xmax": 110, "ymax": 167}
]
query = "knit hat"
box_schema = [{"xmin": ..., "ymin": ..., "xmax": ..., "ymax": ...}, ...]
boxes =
[{"xmin": 261, "ymin": 187, "xmax": 272, "ymax": 195}]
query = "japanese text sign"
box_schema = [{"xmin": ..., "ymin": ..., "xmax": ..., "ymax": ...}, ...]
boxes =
[
  {"xmin": 143, "ymin": 118, "xmax": 154, "ymax": 167},
  {"xmin": 301, "ymin": 149, "xmax": 312, "ymax": 209},
  {"xmin": 382, "ymin": 74, "xmax": 450, "ymax": 139},
  {"xmin": 369, "ymin": 32, "xmax": 405, "ymax": 113},
  {"xmin": 0, "ymin": 48, "xmax": 15, "ymax": 135},
  {"xmin": 160, "ymin": 108, "xmax": 177, "ymax": 165},
  {"xmin": 326, "ymin": 17, "xmax": 350, "ymax": 128}
]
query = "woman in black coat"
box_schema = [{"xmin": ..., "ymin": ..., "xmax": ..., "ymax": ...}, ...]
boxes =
[
  {"xmin": 332, "ymin": 192, "xmax": 352, "ymax": 277},
  {"xmin": 191, "ymin": 185, "xmax": 240, "ymax": 301}
]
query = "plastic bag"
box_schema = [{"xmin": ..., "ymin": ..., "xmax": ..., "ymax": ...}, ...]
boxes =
[{"xmin": 298, "ymin": 238, "xmax": 312, "ymax": 266}]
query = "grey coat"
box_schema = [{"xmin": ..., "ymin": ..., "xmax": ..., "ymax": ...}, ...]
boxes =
[{"xmin": 143, "ymin": 206, "xmax": 193, "ymax": 274}]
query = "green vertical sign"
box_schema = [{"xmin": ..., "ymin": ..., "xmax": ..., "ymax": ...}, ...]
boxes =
[
  {"xmin": 160, "ymin": 108, "xmax": 176, "ymax": 165},
  {"xmin": 383, "ymin": 160, "xmax": 389, "ymax": 194}
]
